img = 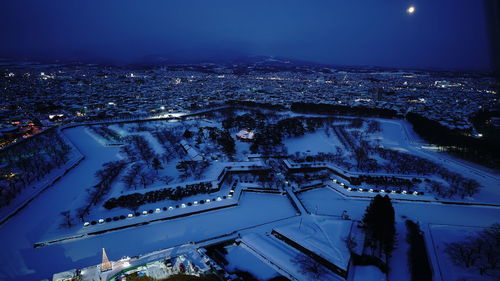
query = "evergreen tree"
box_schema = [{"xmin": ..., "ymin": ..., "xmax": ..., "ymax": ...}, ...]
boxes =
[
  {"xmin": 363, "ymin": 195, "xmax": 382, "ymax": 254},
  {"xmin": 362, "ymin": 195, "xmax": 396, "ymax": 262},
  {"xmin": 381, "ymin": 195, "xmax": 396, "ymax": 259}
]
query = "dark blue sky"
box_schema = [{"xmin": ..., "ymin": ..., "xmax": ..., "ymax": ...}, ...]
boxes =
[{"xmin": 0, "ymin": 0, "xmax": 493, "ymax": 70}]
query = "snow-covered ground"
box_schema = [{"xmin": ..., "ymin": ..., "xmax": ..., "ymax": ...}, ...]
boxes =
[
  {"xmin": 285, "ymin": 129, "xmax": 342, "ymax": 155},
  {"xmin": 223, "ymin": 243, "xmax": 280, "ymax": 280},
  {"xmin": 352, "ymin": 265, "xmax": 386, "ymax": 281},
  {"xmin": 428, "ymin": 224, "xmax": 497, "ymax": 281},
  {"xmin": 240, "ymin": 232, "xmax": 344, "ymax": 281},
  {"xmin": 388, "ymin": 222, "xmax": 410, "ymax": 281},
  {"xmin": 272, "ymin": 217, "xmax": 352, "ymax": 272},
  {"xmin": 1, "ymin": 112, "xmax": 498, "ymax": 281}
]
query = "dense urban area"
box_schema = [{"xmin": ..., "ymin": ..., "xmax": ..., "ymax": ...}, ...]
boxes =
[{"xmin": 1, "ymin": 57, "xmax": 497, "ymax": 134}]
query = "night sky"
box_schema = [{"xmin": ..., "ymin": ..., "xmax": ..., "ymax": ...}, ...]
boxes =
[{"xmin": 0, "ymin": 0, "xmax": 494, "ymax": 70}]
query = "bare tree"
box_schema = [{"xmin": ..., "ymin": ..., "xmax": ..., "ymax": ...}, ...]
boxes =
[
  {"xmin": 121, "ymin": 163, "xmax": 143, "ymax": 189},
  {"xmin": 138, "ymin": 170, "xmax": 156, "ymax": 188},
  {"xmin": 292, "ymin": 253, "xmax": 328, "ymax": 280},
  {"xmin": 60, "ymin": 210, "xmax": 73, "ymax": 228},
  {"xmin": 445, "ymin": 224, "xmax": 500, "ymax": 276}
]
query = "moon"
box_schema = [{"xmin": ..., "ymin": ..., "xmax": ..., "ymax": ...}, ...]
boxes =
[{"xmin": 407, "ymin": 5, "xmax": 416, "ymax": 15}]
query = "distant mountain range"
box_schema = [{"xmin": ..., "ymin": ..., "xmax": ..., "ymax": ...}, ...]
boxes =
[{"xmin": 0, "ymin": 55, "xmax": 492, "ymax": 77}]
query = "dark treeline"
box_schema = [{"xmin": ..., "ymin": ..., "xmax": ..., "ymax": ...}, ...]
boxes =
[
  {"xmin": 350, "ymin": 175, "xmax": 418, "ymax": 188},
  {"xmin": 291, "ymin": 102, "xmax": 399, "ymax": 118},
  {"xmin": 406, "ymin": 113, "xmax": 499, "ymax": 169},
  {"xmin": 225, "ymin": 100, "xmax": 287, "ymax": 111},
  {"xmin": 103, "ymin": 181, "xmax": 214, "ymax": 210},
  {"xmin": 0, "ymin": 129, "xmax": 71, "ymax": 207},
  {"xmin": 222, "ymin": 112, "xmax": 267, "ymax": 130},
  {"xmin": 470, "ymin": 109, "xmax": 500, "ymax": 139},
  {"xmin": 205, "ymin": 127, "xmax": 236, "ymax": 156}
]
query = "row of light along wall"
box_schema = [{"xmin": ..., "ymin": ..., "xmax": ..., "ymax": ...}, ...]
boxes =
[
  {"xmin": 83, "ymin": 191, "xmax": 235, "ymax": 227},
  {"xmin": 332, "ymin": 179, "xmax": 424, "ymax": 196}
]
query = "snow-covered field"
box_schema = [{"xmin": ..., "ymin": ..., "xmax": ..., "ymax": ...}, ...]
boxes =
[
  {"xmin": 0, "ymin": 111, "xmax": 498, "ymax": 281},
  {"xmin": 223, "ymin": 243, "xmax": 280, "ymax": 280},
  {"xmin": 285, "ymin": 129, "xmax": 342, "ymax": 155},
  {"xmin": 428, "ymin": 224, "xmax": 498, "ymax": 281}
]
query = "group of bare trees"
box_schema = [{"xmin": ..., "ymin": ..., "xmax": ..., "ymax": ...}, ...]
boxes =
[
  {"xmin": 89, "ymin": 125, "xmax": 122, "ymax": 143},
  {"xmin": 176, "ymin": 160, "xmax": 210, "ymax": 180},
  {"xmin": 120, "ymin": 162, "xmax": 159, "ymax": 189},
  {"xmin": 75, "ymin": 160, "xmax": 127, "ymax": 222},
  {"xmin": 153, "ymin": 128, "xmax": 186, "ymax": 162},
  {"xmin": 287, "ymin": 170, "xmax": 330, "ymax": 187},
  {"xmin": 293, "ymin": 253, "xmax": 329, "ymax": 280},
  {"xmin": 287, "ymin": 116, "xmax": 480, "ymax": 199},
  {"xmin": 126, "ymin": 135, "xmax": 157, "ymax": 166},
  {"xmin": 374, "ymin": 147, "xmax": 480, "ymax": 198},
  {"xmin": 445, "ymin": 224, "xmax": 499, "ymax": 277},
  {"xmin": 0, "ymin": 129, "xmax": 71, "ymax": 207}
]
